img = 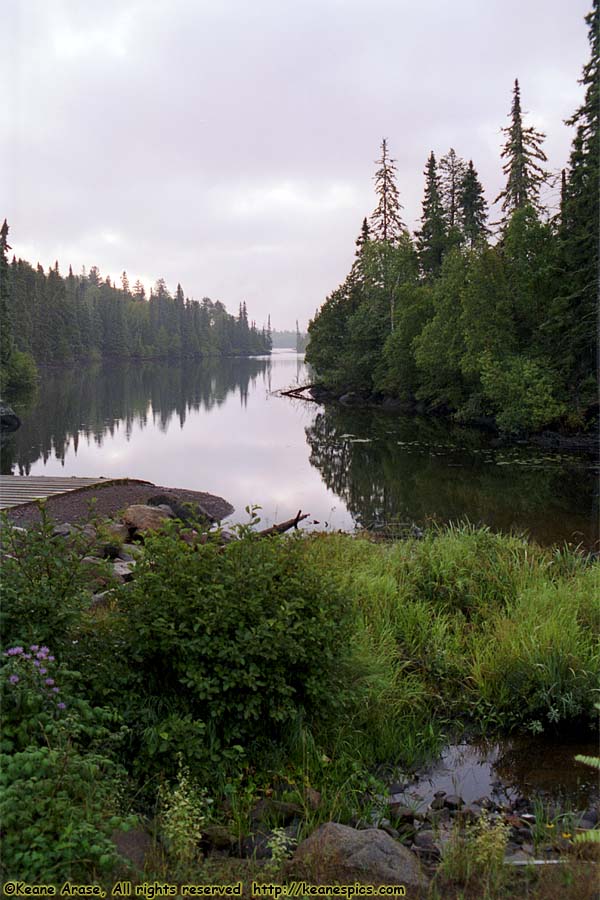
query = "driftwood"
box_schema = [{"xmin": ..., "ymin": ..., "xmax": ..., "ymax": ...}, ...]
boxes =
[
  {"xmin": 279, "ymin": 384, "xmax": 319, "ymax": 402},
  {"xmin": 257, "ymin": 510, "xmax": 310, "ymax": 537}
]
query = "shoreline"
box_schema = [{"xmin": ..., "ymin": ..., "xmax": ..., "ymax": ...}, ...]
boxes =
[
  {"xmin": 306, "ymin": 385, "xmax": 599, "ymax": 457},
  {"xmin": 2, "ymin": 479, "xmax": 234, "ymax": 528}
]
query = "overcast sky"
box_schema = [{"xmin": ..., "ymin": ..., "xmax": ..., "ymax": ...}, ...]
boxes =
[{"xmin": 2, "ymin": 0, "xmax": 591, "ymax": 330}]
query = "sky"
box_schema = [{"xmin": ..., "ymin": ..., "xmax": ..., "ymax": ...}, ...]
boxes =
[{"xmin": 1, "ymin": 0, "xmax": 591, "ymax": 330}]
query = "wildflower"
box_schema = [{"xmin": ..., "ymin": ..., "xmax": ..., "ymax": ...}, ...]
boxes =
[
  {"xmin": 562, "ymin": 832, "xmax": 572, "ymax": 839},
  {"xmin": 546, "ymin": 823, "xmax": 555, "ymax": 829},
  {"xmin": 48, "ymin": 656, "xmax": 55, "ymax": 662},
  {"xmin": 33, "ymin": 660, "xmax": 40, "ymax": 667},
  {"xmin": 6, "ymin": 647, "xmax": 23, "ymax": 656},
  {"xmin": 29, "ymin": 645, "xmax": 39, "ymax": 652},
  {"xmin": 37, "ymin": 647, "xmax": 50, "ymax": 658},
  {"xmin": 9, "ymin": 675, "xmax": 19, "ymax": 685},
  {"xmin": 39, "ymin": 668, "xmax": 47, "ymax": 675},
  {"xmin": 23, "ymin": 654, "xmax": 32, "ymax": 660},
  {"xmin": 57, "ymin": 702, "xmax": 66, "ymax": 710},
  {"xmin": 45, "ymin": 678, "xmax": 55, "ymax": 686},
  {"xmin": 52, "ymin": 687, "xmax": 60, "ymax": 693}
]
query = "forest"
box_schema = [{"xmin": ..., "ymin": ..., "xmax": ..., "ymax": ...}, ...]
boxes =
[
  {"xmin": 306, "ymin": 3, "xmax": 598, "ymax": 435},
  {"xmin": 0, "ymin": 238, "xmax": 272, "ymax": 392}
]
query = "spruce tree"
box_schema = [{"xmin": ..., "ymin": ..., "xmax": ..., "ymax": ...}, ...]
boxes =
[
  {"xmin": 439, "ymin": 149, "xmax": 467, "ymax": 229},
  {"xmin": 370, "ymin": 139, "xmax": 405, "ymax": 243},
  {"xmin": 495, "ymin": 79, "xmax": 548, "ymax": 218},
  {"xmin": 559, "ymin": 0, "xmax": 599, "ymax": 393},
  {"xmin": 0, "ymin": 219, "xmax": 14, "ymax": 378},
  {"xmin": 459, "ymin": 160, "xmax": 489, "ymax": 248},
  {"xmin": 416, "ymin": 152, "xmax": 447, "ymax": 278}
]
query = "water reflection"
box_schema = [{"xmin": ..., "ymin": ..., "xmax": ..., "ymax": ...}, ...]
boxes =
[
  {"xmin": 1, "ymin": 355, "xmax": 597, "ymax": 547},
  {"xmin": 305, "ymin": 404, "xmax": 598, "ymax": 547},
  {"xmin": 2, "ymin": 358, "xmax": 271, "ymax": 475}
]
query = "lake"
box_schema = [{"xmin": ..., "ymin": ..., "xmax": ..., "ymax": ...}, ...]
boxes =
[{"xmin": 2, "ymin": 351, "xmax": 597, "ymax": 547}]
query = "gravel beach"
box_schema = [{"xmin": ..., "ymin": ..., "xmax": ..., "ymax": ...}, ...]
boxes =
[{"xmin": 3, "ymin": 479, "xmax": 235, "ymax": 527}]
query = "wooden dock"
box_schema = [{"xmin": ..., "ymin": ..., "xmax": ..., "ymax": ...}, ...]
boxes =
[{"xmin": 0, "ymin": 476, "xmax": 115, "ymax": 510}]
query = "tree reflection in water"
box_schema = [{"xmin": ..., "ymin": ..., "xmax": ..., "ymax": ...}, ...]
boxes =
[{"xmin": 305, "ymin": 404, "xmax": 598, "ymax": 548}]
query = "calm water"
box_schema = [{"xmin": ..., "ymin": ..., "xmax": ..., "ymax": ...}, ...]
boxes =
[{"xmin": 2, "ymin": 351, "xmax": 598, "ymax": 546}]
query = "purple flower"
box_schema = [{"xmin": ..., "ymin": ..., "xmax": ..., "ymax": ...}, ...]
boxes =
[
  {"xmin": 39, "ymin": 668, "xmax": 47, "ymax": 675},
  {"xmin": 48, "ymin": 656, "xmax": 55, "ymax": 662},
  {"xmin": 29, "ymin": 645, "xmax": 39, "ymax": 652},
  {"xmin": 33, "ymin": 660, "xmax": 40, "ymax": 667},
  {"xmin": 23, "ymin": 654, "xmax": 32, "ymax": 660},
  {"xmin": 9, "ymin": 675, "xmax": 19, "ymax": 684},
  {"xmin": 57, "ymin": 702, "xmax": 66, "ymax": 710},
  {"xmin": 37, "ymin": 647, "xmax": 50, "ymax": 659},
  {"xmin": 6, "ymin": 647, "xmax": 23, "ymax": 656},
  {"xmin": 45, "ymin": 678, "xmax": 55, "ymax": 686},
  {"xmin": 52, "ymin": 687, "xmax": 60, "ymax": 693}
]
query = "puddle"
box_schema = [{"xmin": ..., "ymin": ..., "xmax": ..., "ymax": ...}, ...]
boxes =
[{"xmin": 392, "ymin": 736, "xmax": 600, "ymax": 812}]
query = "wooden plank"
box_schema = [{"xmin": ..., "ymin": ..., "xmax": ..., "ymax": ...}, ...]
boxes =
[{"xmin": 0, "ymin": 476, "xmax": 150, "ymax": 510}]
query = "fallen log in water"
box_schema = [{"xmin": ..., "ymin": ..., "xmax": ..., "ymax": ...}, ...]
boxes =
[{"xmin": 257, "ymin": 510, "xmax": 310, "ymax": 537}]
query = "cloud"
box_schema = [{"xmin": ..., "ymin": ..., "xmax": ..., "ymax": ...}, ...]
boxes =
[{"xmin": 1, "ymin": 0, "xmax": 591, "ymax": 328}]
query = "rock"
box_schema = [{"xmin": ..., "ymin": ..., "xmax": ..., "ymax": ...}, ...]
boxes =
[
  {"xmin": 147, "ymin": 493, "xmax": 215, "ymax": 527},
  {"xmin": 459, "ymin": 804, "xmax": 482, "ymax": 823},
  {"xmin": 505, "ymin": 849, "xmax": 535, "ymax": 864},
  {"xmin": 430, "ymin": 792, "xmax": 446, "ymax": 811},
  {"xmin": 122, "ymin": 504, "xmax": 172, "ymax": 534},
  {"xmin": 339, "ymin": 392, "xmax": 367, "ymax": 407},
  {"xmin": 90, "ymin": 590, "xmax": 116, "ymax": 610},
  {"xmin": 250, "ymin": 798, "xmax": 304, "ymax": 826},
  {"xmin": 413, "ymin": 831, "xmax": 437, "ymax": 850},
  {"xmin": 103, "ymin": 521, "xmax": 130, "ymax": 543},
  {"xmin": 0, "ymin": 402, "xmax": 21, "ymax": 433},
  {"xmin": 112, "ymin": 827, "xmax": 153, "ymax": 872},
  {"xmin": 287, "ymin": 822, "xmax": 429, "ymax": 889},
  {"xmin": 389, "ymin": 804, "xmax": 415, "ymax": 824},
  {"xmin": 121, "ymin": 543, "xmax": 144, "ymax": 559},
  {"xmin": 444, "ymin": 794, "xmax": 465, "ymax": 811},
  {"xmin": 52, "ymin": 523, "xmax": 79, "ymax": 538},
  {"xmin": 242, "ymin": 825, "xmax": 298, "ymax": 860},
  {"xmin": 113, "ymin": 560, "xmax": 135, "ymax": 580},
  {"xmin": 387, "ymin": 781, "xmax": 408, "ymax": 795}
]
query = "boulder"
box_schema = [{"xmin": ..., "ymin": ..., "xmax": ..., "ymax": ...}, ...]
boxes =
[
  {"xmin": 147, "ymin": 493, "xmax": 214, "ymax": 527},
  {"xmin": 0, "ymin": 402, "xmax": 21, "ymax": 433},
  {"xmin": 288, "ymin": 822, "xmax": 429, "ymax": 889},
  {"xmin": 113, "ymin": 560, "xmax": 135, "ymax": 580},
  {"xmin": 122, "ymin": 504, "xmax": 172, "ymax": 534}
]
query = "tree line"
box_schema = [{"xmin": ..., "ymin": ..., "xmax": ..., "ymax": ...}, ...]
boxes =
[
  {"xmin": 306, "ymin": 2, "xmax": 598, "ymax": 434},
  {"xmin": 0, "ymin": 236, "xmax": 272, "ymax": 392}
]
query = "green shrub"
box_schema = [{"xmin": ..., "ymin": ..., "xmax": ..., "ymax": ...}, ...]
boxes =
[
  {"xmin": 118, "ymin": 527, "xmax": 355, "ymax": 777},
  {"xmin": 0, "ymin": 745, "xmax": 133, "ymax": 882},
  {"xmin": 0, "ymin": 507, "xmax": 105, "ymax": 653}
]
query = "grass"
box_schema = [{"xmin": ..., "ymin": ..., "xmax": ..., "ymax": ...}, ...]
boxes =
[{"xmin": 2, "ymin": 517, "xmax": 599, "ymax": 894}]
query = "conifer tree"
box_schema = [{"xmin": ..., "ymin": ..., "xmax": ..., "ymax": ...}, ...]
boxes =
[
  {"xmin": 495, "ymin": 79, "xmax": 548, "ymax": 218},
  {"xmin": 370, "ymin": 139, "xmax": 405, "ymax": 243},
  {"xmin": 439, "ymin": 149, "xmax": 467, "ymax": 229},
  {"xmin": 416, "ymin": 152, "xmax": 447, "ymax": 277},
  {"xmin": 459, "ymin": 160, "xmax": 489, "ymax": 248},
  {"xmin": 0, "ymin": 219, "xmax": 14, "ymax": 378},
  {"xmin": 559, "ymin": 0, "xmax": 599, "ymax": 389}
]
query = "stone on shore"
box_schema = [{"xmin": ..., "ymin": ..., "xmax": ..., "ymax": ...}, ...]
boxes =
[
  {"xmin": 287, "ymin": 822, "xmax": 429, "ymax": 889},
  {"xmin": 122, "ymin": 504, "xmax": 173, "ymax": 534}
]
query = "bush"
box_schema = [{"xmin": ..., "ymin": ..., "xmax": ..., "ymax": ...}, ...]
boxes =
[
  {"xmin": 0, "ymin": 745, "xmax": 132, "ymax": 882},
  {"xmin": 118, "ymin": 527, "xmax": 355, "ymax": 776},
  {"xmin": 0, "ymin": 507, "xmax": 104, "ymax": 654}
]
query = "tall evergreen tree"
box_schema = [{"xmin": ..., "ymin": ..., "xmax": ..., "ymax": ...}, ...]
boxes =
[
  {"xmin": 0, "ymin": 220, "xmax": 14, "ymax": 379},
  {"xmin": 369, "ymin": 139, "xmax": 405, "ymax": 243},
  {"xmin": 416, "ymin": 152, "xmax": 447, "ymax": 278},
  {"xmin": 459, "ymin": 160, "xmax": 489, "ymax": 248},
  {"xmin": 495, "ymin": 79, "xmax": 548, "ymax": 218},
  {"xmin": 559, "ymin": 0, "xmax": 599, "ymax": 392},
  {"xmin": 439, "ymin": 149, "xmax": 467, "ymax": 229}
]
